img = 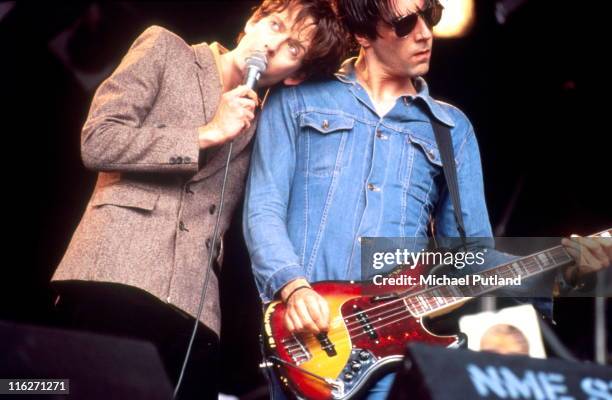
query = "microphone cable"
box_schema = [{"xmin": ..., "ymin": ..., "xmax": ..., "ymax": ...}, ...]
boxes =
[{"xmin": 173, "ymin": 141, "xmax": 234, "ymax": 399}]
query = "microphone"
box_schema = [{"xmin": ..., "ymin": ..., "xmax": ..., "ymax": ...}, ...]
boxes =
[{"xmin": 243, "ymin": 51, "xmax": 268, "ymax": 90}]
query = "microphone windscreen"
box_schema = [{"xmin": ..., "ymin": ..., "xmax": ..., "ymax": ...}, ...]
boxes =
[{"xmin": 245, "ymin": 51, "xmax": 268, "ymax": 73}]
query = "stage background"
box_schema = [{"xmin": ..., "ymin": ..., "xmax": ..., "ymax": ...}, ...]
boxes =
[{"xmin": 0, "ymin": 1, "xmax": 609, "ymax": 397}]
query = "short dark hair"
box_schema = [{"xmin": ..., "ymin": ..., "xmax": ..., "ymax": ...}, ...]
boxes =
[
  {"xmin": 249, "ymin": 0, "xmax": 350, "ymax": 79},
  {"xmin": 336, "ymin": 0, "xmax": 405, "ymax": 40}
]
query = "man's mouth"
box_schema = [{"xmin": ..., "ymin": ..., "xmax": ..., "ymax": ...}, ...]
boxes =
[{"xmin": 414, "ymin": 49, "xmax": 431, "ymax": 57}]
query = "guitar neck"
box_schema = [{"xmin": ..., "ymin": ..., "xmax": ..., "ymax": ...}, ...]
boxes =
[
  {"xmin": 402, "ymin": 245, "xmax": 573, "ymax": 316},
  {"xmin": 402, "ymin": 227, "xmax": 612, "ymax": 316}
]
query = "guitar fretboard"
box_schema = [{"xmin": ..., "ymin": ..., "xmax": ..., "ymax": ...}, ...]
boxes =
[{"xmin": 402, "ymin": 244, "xmax": 576, "ymax": 317}]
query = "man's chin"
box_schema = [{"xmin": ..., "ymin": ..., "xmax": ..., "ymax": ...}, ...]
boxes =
[{"xmin": 408, "ymin": 64, "xmax": 430, "ymax": 78}]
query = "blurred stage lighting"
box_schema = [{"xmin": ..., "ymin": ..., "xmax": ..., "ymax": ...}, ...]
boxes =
[
  {"xmin": 0, "ymin": 2, "xmax": 17, "ymax": 23},
  {"xmin": 434, "ymin": 0, "xmax": 475, "ymax": 38}
]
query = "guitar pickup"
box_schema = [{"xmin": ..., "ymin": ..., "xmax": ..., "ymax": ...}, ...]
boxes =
[
  {"xmin": 315, "ymin": 333, "xmax": 337, "ymax": 357},
  {"xmin": 356, "ymin": 311, "xmax": 378, "ymax": 340}
]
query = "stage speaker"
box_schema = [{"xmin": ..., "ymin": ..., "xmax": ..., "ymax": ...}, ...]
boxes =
[
  {"xmin": 0, "ymin": 320, "xmax": 173, "ymax": 399},
  {"xmin": 389, "ymin": 343, "xmax": 612, "ymax": 400}
]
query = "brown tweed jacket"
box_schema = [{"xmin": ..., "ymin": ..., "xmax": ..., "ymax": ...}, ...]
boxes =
[{"xmin": 52, "ymin": 26, "xmax": 255, "ymax": 336}]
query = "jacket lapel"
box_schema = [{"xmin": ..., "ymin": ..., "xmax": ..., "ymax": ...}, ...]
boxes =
[{"xmin": 190, "ymin": 43, "xmax": 231, "ymax": 182}]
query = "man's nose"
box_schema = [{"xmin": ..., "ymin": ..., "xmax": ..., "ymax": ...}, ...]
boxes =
[
  {"xmin": 414, "ymin": 16, "xmax": 433, "ymax": 41},
  {"xmin": 263, "ymin": 34, "xmax": 285, "ymax": 56}
]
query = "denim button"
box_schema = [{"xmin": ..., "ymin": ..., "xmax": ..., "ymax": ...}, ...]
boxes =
[
  {"xmin": 176, "ymin": 156, "xmax": 183, "ymax": 164},
  {"xmin": 322, "ymin": 119, "xmax": 329, "ymax": 129},
  {"xmin": 184, "ymin": 156, "xmax": 192, "ymax": 163},
  {"xmin": 169, "ymin": 157, "xmax": 177, "ymax": 164},
  {"xmin": 367, "ymin": 183, "xmax": 379, "ymax": 191},
  {"xmin": 376, "ymin": 130, "xmax": 387, "ymax": 140}
]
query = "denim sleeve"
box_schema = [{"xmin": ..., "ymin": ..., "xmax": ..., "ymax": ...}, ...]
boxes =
[
  {"xmin": 434, "ymin": 122, "xmax": 552, "ymax": 318},
  {"xmin": 434, "ymin": 124, "xmax": 493, "ymax": 238},
  {"xmin": 243, "ymin": 87, "xmax": 307, "ymax": 303}
]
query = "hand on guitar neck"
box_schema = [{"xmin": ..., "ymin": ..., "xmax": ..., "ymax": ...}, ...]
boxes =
[
  {"xmin": 561, "ymin": 233, "xmax": 612, "ymax": 286},
  {"xmin": 280, "ymin": 278, "xmax": 330, "ymax": 334}
]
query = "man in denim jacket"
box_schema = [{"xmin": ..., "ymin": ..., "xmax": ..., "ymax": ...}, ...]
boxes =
[{"xmin": 244, "ymin": 0, "xmax": 611, "ymax": 398}]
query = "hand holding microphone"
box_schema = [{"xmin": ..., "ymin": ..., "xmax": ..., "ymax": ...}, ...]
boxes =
[{"xmin": 198, "ymin": 52, "xmax": 268, "ymax": 149}]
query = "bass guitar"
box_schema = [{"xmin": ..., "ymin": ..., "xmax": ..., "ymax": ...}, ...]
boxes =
[{"xmin": 260, "ymin": 229, "xmax": 610, "ymax": 400}]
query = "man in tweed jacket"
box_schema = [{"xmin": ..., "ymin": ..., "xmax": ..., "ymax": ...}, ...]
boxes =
[{"xmin": 50, "ymin": 1, "xmax": 348, "ymax": 398}]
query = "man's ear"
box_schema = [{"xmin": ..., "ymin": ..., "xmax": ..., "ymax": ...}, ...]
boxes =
[
  {"xmin": 355, "ymin": 34, "xmax": 372, "ymax": 49},
  {"xmin": 283, "ymin": 73, "xmax": 306, "ymax": 86}
]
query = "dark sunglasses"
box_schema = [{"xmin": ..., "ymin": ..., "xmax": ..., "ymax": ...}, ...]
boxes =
[{"xmin": 390, "ymin": 1, "xmax": 444, "ymax": 37}]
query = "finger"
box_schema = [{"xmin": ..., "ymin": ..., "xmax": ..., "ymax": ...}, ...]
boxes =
[
  {"xmin": 288, "ymin": 308, "xmax": 304, "ymax": 332},
  {"xmin": 575, "ymin": 246, "xmax": 602, "ymax": 274},
  {"xmin": 600, "ymin": 236, "xmax": 612, "ymax": 262},
  {"xmin": 318, "ymin": 297, "xmax": 330, "ymax": 330},
  {"xmin": 561, "ymin": 237, "xmax": 581, "ymax": 252},
  {"xmin": 305, "ymin": 296, "xmax": 327, "ymax": 331},
  {"xmin": 233, "ymin": 85, "xmax": 258, "ymax": 102},
  {"xmin": 594, "ymin": 237, "xmax": 612, "ymax": 266},
  {"xmin": 242, "ymin": 109, "xmax": 255, "ymax": 122},
  {"xmin": 573, "ymin": 236, "xmax": 609, "ymax": 267},
  {"xmin": 284, "ymin": 312, "xmax": 295, "ymax": 333},
  {"xmin": 295, "ymin": 298, "xmax": 319, "ymax": 333},
  {"xmin": 236, "ymin": 98, "xmax": 257, "ymax": 112},
  {"xmin": 243, "ymin": 88, "xmax": 258, "ymax": 102}
]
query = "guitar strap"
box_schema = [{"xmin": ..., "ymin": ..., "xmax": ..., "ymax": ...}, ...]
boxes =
[{"xmin": 431, "ymin": 119, "xmax": 467, "ymax": 246}]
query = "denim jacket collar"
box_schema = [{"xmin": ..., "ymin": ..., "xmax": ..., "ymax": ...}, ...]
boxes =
[{"xmin": 335, "ymin": 58, "xmax": 455, "ymax": 127}]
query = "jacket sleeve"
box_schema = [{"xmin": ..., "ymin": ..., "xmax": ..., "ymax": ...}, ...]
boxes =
[
  {"xmin": 434, "ymin": 119, "xmax": 553, "ymax": 318},
  {"xmin": 243, "ymin": 87, "xmax": 307, "ymax": 303},
  {"xmin": 80, "ymin": 26, "xmax": 200, "ymax": 174}
]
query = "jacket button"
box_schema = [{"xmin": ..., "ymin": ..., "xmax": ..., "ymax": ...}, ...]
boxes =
[
  {"xmin": 176, "ymin": 156, "xmax": 183, "ymax": 164},
  {"xmin": 209, "ymin": 204, "xmax": 216, "ymax": 214},
  {"xmin": 179, "ymin": 221, "xmax": 189, "ymax": 232},
  {"xmin": 184, "ymin": 156, "xmax": 192, "ymax": 163},
  {"xmin": 367, "ymin": 183, "xmax": 380, "ymax": 192},
  {"xmin": 321, "ymin": 119, "xmax": 329, "ymax": 129},
  {"xmin": 169, "ymin": 157, "xmax": 177, "ymax": 164},
  {"xmin": 376, "ymin": 130, "xmax": 387, "ymax": 140}
]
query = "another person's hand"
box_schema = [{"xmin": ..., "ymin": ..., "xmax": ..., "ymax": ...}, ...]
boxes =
[
  {"xmin": 561, "ymin": 233, "xmax": 612, "ymax": 284},
  {"xmin": 280, "ymin": 278, "xmax": 330, "ymax": 334},
  {"xmin": 198, "ymin": 85, "xmax": 258, "ymax": 148}
]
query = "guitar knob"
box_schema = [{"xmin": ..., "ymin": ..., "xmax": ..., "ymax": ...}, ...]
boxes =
[
  {"xmin": 343, "ymin": 372, "xmax": 354, "ymax": 382},
  {"xmin": 358, "ymin": 351, "xmax": 370, "ymax": 361},
  {"xmin": 351, "ymin": 362, "xmax": 362, "ymax": 371}
]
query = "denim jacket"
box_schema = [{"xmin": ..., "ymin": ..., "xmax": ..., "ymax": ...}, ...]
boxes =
[{"xmin": 243, "ymin": 60, "xmax": 552, "ymax": 316}]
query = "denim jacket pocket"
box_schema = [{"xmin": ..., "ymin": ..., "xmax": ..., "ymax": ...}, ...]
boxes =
[
  {"xmin": 408, "ymin": 135, "xmax": 442, "ymax": 167},
  {"xmin": 398, "ymin": 134, "xmax": 444, "ymax": 204},
  {"xmin": 299, "ymin": 112, "xmax": 354, "ymax": 177}
]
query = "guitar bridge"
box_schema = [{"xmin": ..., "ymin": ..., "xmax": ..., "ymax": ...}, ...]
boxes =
[{"xmin": 282, "ymin": 335, "xmax": 312, "ymax": 365}]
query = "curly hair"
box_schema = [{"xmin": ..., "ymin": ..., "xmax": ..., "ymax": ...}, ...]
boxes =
[{"xmin": 248, "ymin": 0, "xmax": 351, "ymax": 79}]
